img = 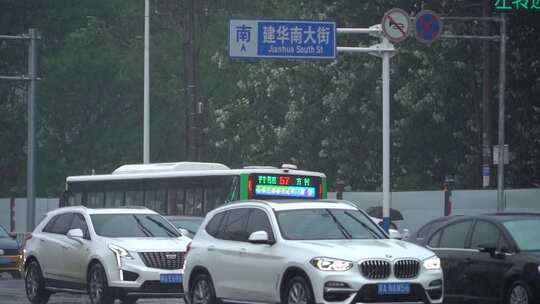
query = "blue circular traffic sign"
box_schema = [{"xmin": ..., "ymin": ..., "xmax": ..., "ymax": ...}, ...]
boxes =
[{"xmin": 415, "ymin": 10, "xmax": 443, "ymax": 44}]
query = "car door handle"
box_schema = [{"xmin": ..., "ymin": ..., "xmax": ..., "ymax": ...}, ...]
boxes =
[
  {"xmin": 239, "ymin": 248, "xmax": 247, "ymax": 254},
  {"xmin": 39, "ymin": 239, "xmax": 46, "ymax": 243},
  {"xmin": 208, "ymin": 245, "xmax": 216, "ymax": 252},
  {"xmin": 464, "ymin": 258, "xmax": 473, "ymax": 265}
]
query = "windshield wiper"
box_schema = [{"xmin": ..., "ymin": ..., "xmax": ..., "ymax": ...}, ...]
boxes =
[
  {"xmin": 133, "ymin": 215, "xmax": 154, "ymax": 237},
  {"xmin": 343, "ymin": 211, "xmax": 381, "ymax": 239},
  {"xmin": 146, "ymin": 216, "xmax": 179, "ymax": 237},
  {"xmin": 327, "ymin": 210, "xmax": 352, "ymax": 239}
]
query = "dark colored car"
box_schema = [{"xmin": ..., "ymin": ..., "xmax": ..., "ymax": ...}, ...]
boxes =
[
  {"xmin": 0, "ymin": 224, "xmax": 22, "ymax": 278},
  {"xmin": 406, "ymin": 215, "xmax": 462, "ymax": 244},
  {"xmin": 419, "ymin": 213, "xmax": 540, "ymax": 304},
  {"xmin": 165, "ymin": 216, "xmax": 204, "ymax": 238}
]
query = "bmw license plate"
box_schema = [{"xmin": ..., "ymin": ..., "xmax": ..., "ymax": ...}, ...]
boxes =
[
  {"xmin": 377, "ymin": 283, "xmax": 410, "ymax": 295},
  {"xmin": 0, "ymin": 257, "xmax": 11, "ymax": 265},
  {"xmin": 160, "ymin": 273, "xmax": 182, "ymax": 284}
]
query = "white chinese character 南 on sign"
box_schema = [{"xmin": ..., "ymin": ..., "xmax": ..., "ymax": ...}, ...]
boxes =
[{"xmin": 236, "ymin": 24, "xmax": 252, "ymax": 52}]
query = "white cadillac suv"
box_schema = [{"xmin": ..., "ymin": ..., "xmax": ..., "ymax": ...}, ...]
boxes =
[
  {"xmin": 184, "ymin": 200, "xmax": 443, "ymax": 304},
  {"xmin": 23, "ymin": 206, "xmax": 190, "ymax": 304}
]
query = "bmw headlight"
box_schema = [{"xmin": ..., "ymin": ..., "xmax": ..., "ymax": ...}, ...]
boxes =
[
  {"xmin": 108, "ymin": 244, "xmax": 133, "ymax": 267},
  {"xmin": 423, "ymin": 256, "xmax": 441, "ymax": 270},
  {"xmin": 310, "ymin": 257, "xmax": 353, "ymax": 271}
]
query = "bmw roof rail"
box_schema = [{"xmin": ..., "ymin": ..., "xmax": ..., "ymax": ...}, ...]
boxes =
[
  {"xmin": 224, "ymin": 199, "xmax": 272, "ymax": 206},
  {"xmin": 120, "ymin": 205, "xmax": 152, "ymax": 210}
]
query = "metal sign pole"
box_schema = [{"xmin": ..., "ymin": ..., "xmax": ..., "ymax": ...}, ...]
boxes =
[
  {"xmin": 337, "ymin": 25, "xmax": 396, "ymax": 232},
  {"xmin": 497, "ymin": 14, "xmax": 507, "ymax": 212},
  {"xmin": 381, "ymin": 37, "xmax": 391, "ymax": 231},
  {"xmin": 0, "ymin": 30, "xmax": 40, "ymax": 232},
  {"xmin": 27, "ymin": 29, "xmax": 38, "ymax": 231},
  {"xmin": 143, "ymin": 0, "xmax": 150, "ymax": 164}
]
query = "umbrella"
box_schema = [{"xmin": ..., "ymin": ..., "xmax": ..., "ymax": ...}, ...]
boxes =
[{"xmin": 365, "ymin": 206, "xmax": 404, "ymax": 221}]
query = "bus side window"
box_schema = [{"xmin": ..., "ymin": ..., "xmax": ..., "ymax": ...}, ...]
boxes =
[
  {"xmin": 185, "ymin": 188, "xmax": 203, "ymax": 216},
  {"xmin": 145, "ymin": 189, "xmax": 156, "ymax": 211},
  {"xmin": 88, "ymin": 192, "xmax": 97, "ymax": 208},
  {"xmin": 75, "ymin": 192, "xmax": 82, "ymax": 205},
  {"xmin": 167, "ymin": 189, "xmax": 178, "ymax": 215},
  {"xmin": 155, "ymin": 189, "xmax": 166, "ymax": 215},
  {"xmin": 105, "ymin": 192, "xmax": 115, "ymax": 208},
  {"xmin": 226, "ymin": 176, "xmax": 240, "ymax": 202},
  {"xmin": 114, "ymin": 192, "xmax": 124, "ymax": 207},
  {"xmin": 174, "ymin": 189, "xmax": 185, "ymax": 215},
  {"xmin": 126, "ymin": 191, "xmax": 143, "ymax": 205}
]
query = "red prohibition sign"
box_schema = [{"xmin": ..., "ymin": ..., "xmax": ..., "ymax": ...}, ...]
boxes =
[{"xmin": 381, "ymin": 8, "xmax": 411, "ymax": 43}]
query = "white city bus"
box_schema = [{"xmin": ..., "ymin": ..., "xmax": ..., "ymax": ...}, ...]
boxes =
[{"xmin": 62, "ymin": 162, "xmax": 328, "ymax": 216}]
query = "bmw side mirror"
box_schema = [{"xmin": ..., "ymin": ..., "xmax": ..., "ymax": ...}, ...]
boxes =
[
  {"xmin": 388, "ymin": 229, "xmax": 403, "ymax": 240},
  {"xmin": 248, "ymin": 231, "xmax": 274, "ymax": 245},
  {"xmin": 8, "ymin": 232, "xmax": 17, "ymax": 240},
  {"xmin": 67, "ymin": 228, "xmax": 84, "ymax": 243},
  {"xmin": 178, "ymin": 228, "xmax": 191, "ymax": 238}
]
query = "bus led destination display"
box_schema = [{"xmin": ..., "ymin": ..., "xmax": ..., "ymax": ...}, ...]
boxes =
[
  {"xmin": 255, "ymin": 185, "xmax": 316, "ymax": 198},
  {"xmin": 249, "ymin": 174, "xmax": 320, "ymax": 199}
]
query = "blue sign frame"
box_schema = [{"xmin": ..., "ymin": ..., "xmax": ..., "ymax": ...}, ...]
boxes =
[{"xmin": 229, "ymin": 19, "xmax": 336, "ymax": 60}]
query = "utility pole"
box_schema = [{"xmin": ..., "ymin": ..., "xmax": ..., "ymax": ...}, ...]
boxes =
[
  {"xmin": 184, "ymin": 0, "xmax": 201, "ymax": 161},
  {"xmin": 440, "ymin": 15, "xmax": 507, "ymax": 211},
  {"xmin": 481, "ymin": 0, "xmax": 493, "ymax": 189},
  {"xmin": 496, "ymin": 14, "xmax": 507, "ymax": 212},
  {"xmin": 27, "ymin": 29, "xmax": 38, "ymax": 231},
  {"xmin": 0, "ymin": 29, "xmax": 39, "ymax": 231},
  {"xmin": 143, "ymin": 0, "xmax": 150, "ymax": 163}
]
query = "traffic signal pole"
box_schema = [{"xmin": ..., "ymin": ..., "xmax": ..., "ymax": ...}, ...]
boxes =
[
  {"xmin": 0, "ymin": 29, "xmax": 40, "ymax": 231},
  {"xmin": 337, "ymin": 25, "xmax": 396, "ymax": 232}
]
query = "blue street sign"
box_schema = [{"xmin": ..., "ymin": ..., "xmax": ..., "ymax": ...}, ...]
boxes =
[
  {"xmin": 229, "ymin": 19, "xmax": 336, "ymax": 59},
  {"xmin": 414, "ymin": 10, "xmax": 443, "ymax": 44},
  {"xmin": 482, "ymin": 165, "xmax": 491, "ymax": 177}
]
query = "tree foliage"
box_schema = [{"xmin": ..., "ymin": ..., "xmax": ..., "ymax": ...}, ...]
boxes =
[{"xmin": 0, "ymin": 0, "xmax": 539, "ymax": 196}]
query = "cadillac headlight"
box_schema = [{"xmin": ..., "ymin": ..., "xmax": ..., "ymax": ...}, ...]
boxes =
[
  {"xmin": 423, "ymin": 256, "xmax": 441, "ymax": 270},
  {"xmin": 310, "ymin": 257, "xmax": 353, "ymax": 271},
  {"xmin": 108, "ymin": 244, "xmax": 133, "ymax": 267}
]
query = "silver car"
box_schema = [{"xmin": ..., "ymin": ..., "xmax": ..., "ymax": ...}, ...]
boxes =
[
  {"xmin": 183, "ymin": 200, "xmax": 443, "ymax": 304},
  {"xmin": 23, "ymin": 206, "xmax": 190, "ymax": 304}
]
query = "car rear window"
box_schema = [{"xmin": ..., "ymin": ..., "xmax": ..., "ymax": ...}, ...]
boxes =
[{"xmin": 503, "ymin": 219, "xmax": 540, "ymax": 251}]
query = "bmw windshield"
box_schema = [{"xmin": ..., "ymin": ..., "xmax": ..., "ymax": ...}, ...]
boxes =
[
  {"xmin": 91, "ymin": 214, "xmax": 181, "ymax": 238},
  {"xmin": 276, "ymin": 209, "xmax": 385, "ymax": 240}
]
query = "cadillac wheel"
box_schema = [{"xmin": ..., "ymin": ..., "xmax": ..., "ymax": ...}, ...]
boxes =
[
  {"xmin": 25, "ymin": 261, "xmax": 50, "ymax": 304},
  {"xmin": 88, "ymin": 263, "xmax": 114, "ymax": 304}
]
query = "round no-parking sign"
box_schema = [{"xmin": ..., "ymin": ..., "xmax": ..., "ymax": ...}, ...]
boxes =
[
  {"xmin": 415, "ymin": 10, "xmax": 443, "ymax": 45},
  {"xmin": 381, "ymin": 8, "xmax": 411, "ymax": 43}
]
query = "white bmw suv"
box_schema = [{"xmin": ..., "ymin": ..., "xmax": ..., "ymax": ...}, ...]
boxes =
[
  {"xmin": 23, "ymin": 206, "xmax": 190, "ymax": 304},
  {"xmin": 184, "ymin": 200, "xmax": 443, "ymax": 304}
]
